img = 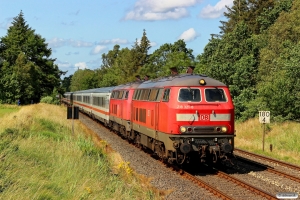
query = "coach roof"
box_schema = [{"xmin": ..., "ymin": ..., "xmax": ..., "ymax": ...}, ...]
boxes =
[{"xmin": 73, "ymin": 86, "xmax": 116, "ymax": 94}]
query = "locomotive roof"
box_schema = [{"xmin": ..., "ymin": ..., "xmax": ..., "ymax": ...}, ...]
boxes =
[
  {"xmin": 70, "ymin": 74, "xmax": 226, "ymax": 94},
  {"xmin": 137, "ymin": 74, "xmax": 227, "ymax": 89},
  {"xmin": 112, "ymin": 81, "xmax": 142, "ymax": 90}
]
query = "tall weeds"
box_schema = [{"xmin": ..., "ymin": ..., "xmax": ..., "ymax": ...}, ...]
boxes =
[
  {"xmin": 235, "ymin": 118, "xmax": 300, "ymax": 165},
  {"xmin": 0, "ymin": 104, "xmax": 162, "ymax": 200}
]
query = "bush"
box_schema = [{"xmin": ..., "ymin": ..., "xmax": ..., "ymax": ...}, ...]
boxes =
[{"xmin": 40, "ymin": 96, "xmax": 59, "ymax": 105}]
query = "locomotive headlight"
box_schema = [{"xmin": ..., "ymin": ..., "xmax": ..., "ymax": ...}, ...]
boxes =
[
  {"xmin": 221, "ymin": 127, "xmax": 228, "ymax": 133},
  {"xmin": 180, "ymin": 126, "xmax": 187, "ymax": 133},
  {"xmin": 199, "ymin": 79, "xmax": 206, "ymax": 85}
]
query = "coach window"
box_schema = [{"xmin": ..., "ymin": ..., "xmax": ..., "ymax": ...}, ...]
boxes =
[
  {"xmin": 162, "ymin": 88, "xmax": 171, "ymax": 102},
  {"xmin": 205, "ymin": 88, "xmax": 227, "ymax": 102},
  {"xmin": 178, "ymin": 88, "xmax": 201, "ymax": 102}
]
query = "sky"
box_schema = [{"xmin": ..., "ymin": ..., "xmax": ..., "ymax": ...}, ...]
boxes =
[{"xmin": 0, "ymin": 0, "xmax": 233, "ymax": 77}]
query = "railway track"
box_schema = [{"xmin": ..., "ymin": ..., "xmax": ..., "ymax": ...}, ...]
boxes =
[
  {"xmin": 232, "ymin": 148, "xmax": 300, "ymax": 199},
  {"xmin": 176, "ymin": 169, "xmax": 233, "ymax": 200},
  {"xmin": 234, "ymin": 148, "xmax": 300, "ymax": 171},
  {"xmin": 234, "ymin": 148, "xmax": 300, "ymax": 184},
  {"xmin": 179, "ymin": 166, "xmax": 277, "ymax": 200}
]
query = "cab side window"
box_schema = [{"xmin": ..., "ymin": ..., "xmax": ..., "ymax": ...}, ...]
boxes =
[{"xmin": 162, "ymin": 88, "xmax": 170, "ymax": 102}]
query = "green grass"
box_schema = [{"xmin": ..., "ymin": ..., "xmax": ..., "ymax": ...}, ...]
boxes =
[
  {"xmin": 235, "ymin": 119, "xmax": 300, "ymax": 166},
  {"xmin": 0, "ymin": 104, "xmax": 20, "ymax": 118},
  {"xmin": 0, "ymin": 104, "xmax": 163, "ymax": 200}
]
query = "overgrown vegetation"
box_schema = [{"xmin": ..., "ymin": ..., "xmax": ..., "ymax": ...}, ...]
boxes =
[
  {"xmin": 0, "ymin": 104, "xmax": 20, "ymax": 118},
  {"xmin": 0, "ymin": 104, "xmax": 162, "ymax": 199},
  {"xmin": 40, "ymin": 96, "xmax": 59, "ymax": 105},
  {"xmin": 235, "ymin": 119, "xmax": 300, "ymax": 165}
]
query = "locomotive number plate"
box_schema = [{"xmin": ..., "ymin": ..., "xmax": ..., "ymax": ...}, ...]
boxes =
[
  {"xmin": 199, "ymin": 114, "xmax": 209, "ymax": 121},
  {"xmin": 176, "ymin": 114, "xmax": 209, "ymax": 121}
]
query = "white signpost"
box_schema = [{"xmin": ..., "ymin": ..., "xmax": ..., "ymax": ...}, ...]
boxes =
[
  {"xmin": 259, "ymin": 111, "xmax": 270, "ymax": 124},
  {"xmin": 259, "ymin": 111, "xmax": 270, "ymax": 151}
]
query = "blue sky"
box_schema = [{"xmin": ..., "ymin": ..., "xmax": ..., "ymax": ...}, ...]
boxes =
[{"xmin": 0, "ymin": 0, "xmax": 233, "ymax": 77}]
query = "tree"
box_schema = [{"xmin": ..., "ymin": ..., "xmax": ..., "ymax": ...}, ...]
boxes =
[
  {"xmin": 130, "ymin": 29, "xmax": 152, "ymax": 77},
  {"xmin": 198, "ymin": 21, "xmax": 260, "ymax": 119},
  {"xmin": 101, "ymin": 44, "xmax": 120, "ymax": 69},
  {"xmin": 220, "ymin": 0, "xmax": 278, "ymax": 35},
  {"xmin": 220, "ymin": 0, "xmax": 249, "ymax": 34},
  {"xmin": 70, "ymin": 69, "xmax": 97, "ymax": 91},
  {"xmin": 141, "ymin": 39, "xmax": 194, "ymax": 78},
  {"xmin": 257, "ymin": 0, "xmax": 293, "ymax": 32},
  {"xmin": 0, "ymin": 11, "xmax": 63, "ymax": 104},
  {"xmin": 256, "ymin": 0, "xmax": 300, "ymax": 120},
  {"xmin": 61, "ymin": 75, "xmax": 73, "ymax": 92}
]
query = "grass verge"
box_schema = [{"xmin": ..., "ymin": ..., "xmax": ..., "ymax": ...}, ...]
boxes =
[
  {"xmin": 235, "ymin": 118, "xmax": 300, "ymax": 166},
  {"xmin": 0, "ymin": 104, "xmax": 163, "ymax": 200}
]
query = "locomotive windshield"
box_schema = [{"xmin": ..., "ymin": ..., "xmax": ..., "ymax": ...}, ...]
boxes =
[
  {"xmin": 178, "ymin": 88, "xmax": 201, "ymax": 102},
  {"xmin": 205, "ymin": 88, "xmax": 227, "ymax": 102}
]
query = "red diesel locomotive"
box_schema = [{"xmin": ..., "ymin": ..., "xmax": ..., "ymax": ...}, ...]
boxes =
[{"xmin": 63, "ymin": 73, "xmax": 235, "ymax": 164}]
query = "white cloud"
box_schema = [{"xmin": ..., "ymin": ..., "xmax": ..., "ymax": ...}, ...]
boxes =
[
  {"xmin": 150, "ymin": 41, "xmax": 157, "ymax": 47},
  {"xmin": 69, "ymin": 40, "xmax": 93, "ymax": 47},
  {"xmin": 47, "ymin": 38, "xmax": 93, "ymax": 48},
  {"xmin": 90, "ymin": 45, "xmax": 106, "ymax": 55},
  {"xmin": 75, "ymin": 62, "xmax": 88, "ymax": 70},
  {"xmin": 199, "ymin": 0, "xmax": 233, "ymax": 19},
  {"xmin": 124, "ymin": 0, "xmax": 202, "ymax": 21},
  {"xmin": 48, "ymin": 38, "xmax": 66, "ymax": 48},
  {"xmin": 0, "ymin": 18, "xmax": 13, "ymax": 30},
  {"xmin": 178, "ymin": 28, "xmax": 198, "ymax": 42},
  {"xmin": 55, "ymin": 60, "xmax": 72, "ymax": 68},
  {"xmin": 99, "ymin": 38, "xmax": 129, "ymax": 44}
]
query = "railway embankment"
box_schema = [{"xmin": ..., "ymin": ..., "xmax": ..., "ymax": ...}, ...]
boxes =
[{"xmin": 0, "ymin": 104, "xmax": 162, "ymax": 200}]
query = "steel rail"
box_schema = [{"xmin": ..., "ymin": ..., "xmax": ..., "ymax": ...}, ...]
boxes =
[
  {"xmin": 234, "ymin": 148, "xmax": 300, "ymax": 171},
  {"xmin": 216, "ymin": 170, "xmax": 277, "ymax": 200},
  {"xmin": 235, "ymin": 149, "xmax": 300, "ymax": 184},
  {"xmin": 178, "ymin": 169, "xmax": 234, "ymax": 200}
]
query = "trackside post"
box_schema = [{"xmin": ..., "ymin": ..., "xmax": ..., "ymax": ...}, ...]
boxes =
[
  {"xmin": 259, "ymin": 111, "xmax": 270, "ymax": 151},
  {"xmin": 67, "ymin": 104, "xmax": 79, "ymax": 134}
]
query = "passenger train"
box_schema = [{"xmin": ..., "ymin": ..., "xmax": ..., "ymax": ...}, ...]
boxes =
[{"xmin": 62, "ymin": 71, "xmax": 235, "ymax": 164}]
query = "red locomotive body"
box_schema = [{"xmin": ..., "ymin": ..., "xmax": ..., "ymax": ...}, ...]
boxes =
[
  {"xmin": 109, "ymin": 82, "xmax": 140, "ymax": 138},
  {"xmin": 115, "ymin": 74, "xmax": 235, "ymax": 164}
]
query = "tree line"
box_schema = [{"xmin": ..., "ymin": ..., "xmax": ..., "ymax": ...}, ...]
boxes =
[{"xmin": 1, "ymin": 0, "xmax": 299, "ymax": 122}]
